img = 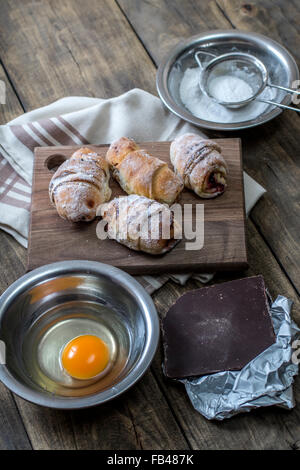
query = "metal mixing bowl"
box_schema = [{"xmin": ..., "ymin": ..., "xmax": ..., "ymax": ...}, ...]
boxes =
[
  {"xmin": 0, "ymin": 261, "xmax": 159, "ymax": 409},
  {"xmin": 156, "ymin": 30, "xmax": 299, "ymax": 130}
]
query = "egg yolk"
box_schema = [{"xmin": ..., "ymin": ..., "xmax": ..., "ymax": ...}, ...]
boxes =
[{"xmin": 61, "ymin": 335, "xmax": 110, "ymax": 380}]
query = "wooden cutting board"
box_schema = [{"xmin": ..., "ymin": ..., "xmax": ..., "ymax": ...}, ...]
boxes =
[{"xmin": 28, "ymin": 140, "xmax": 247, "ymax": 274}]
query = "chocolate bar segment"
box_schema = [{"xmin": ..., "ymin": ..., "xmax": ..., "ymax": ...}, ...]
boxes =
[{"xmin": 162, "ymin": 275, "xmax": 275, "ymax": 379}]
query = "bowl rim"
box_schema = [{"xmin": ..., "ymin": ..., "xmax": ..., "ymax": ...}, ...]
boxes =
[
  {"xmin": 0, "ymin": 260, "xmax": 160, "ymax": 409},
  {"xmin": 156, "ymin": 29, "xmax": 300, "ymax": 131}
]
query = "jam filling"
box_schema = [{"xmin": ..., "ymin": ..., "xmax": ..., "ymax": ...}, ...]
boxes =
[{"xmin": 206, "ymin": 172, "xmax": 224, "ymax": 193}]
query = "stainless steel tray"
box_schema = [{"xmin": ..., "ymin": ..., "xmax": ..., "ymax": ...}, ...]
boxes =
[{"xmin": 156, "ymin": 30, "xmax": 299, "ymax": 131}]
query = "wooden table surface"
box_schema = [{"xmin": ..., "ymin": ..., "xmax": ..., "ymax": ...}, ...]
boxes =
[{"xmin": 0, "ymin": 0, "xmax": 299, "ymax": 450}]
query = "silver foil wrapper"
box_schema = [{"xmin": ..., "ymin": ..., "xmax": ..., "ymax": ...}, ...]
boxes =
[{"xmin": 180, "ymin": 295, "xmax": 300, "ymax": 420}]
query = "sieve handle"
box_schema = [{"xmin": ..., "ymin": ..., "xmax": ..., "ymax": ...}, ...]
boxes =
[
  {"xmin": 268, "ymin": 82, "xmax": 300, "ymax": 96},
  {"xmin": 194, "ymin": 51, "xmax": 217, "ymax": 70},
  {"xmin": 257, "ymin": 98, "xmax": 300, "ymax": 113}
]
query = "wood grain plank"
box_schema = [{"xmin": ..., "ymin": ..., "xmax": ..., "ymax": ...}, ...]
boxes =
[
  {"xmin": 118, "ymin": 0, "xmax": 300, "ymax": 295},
  {"xmin": 117, "ymin": 0, "xmax": 231, "ymax": 65},
  {"xmin": 152, "ymin": 218, "xmax": 300, "ymax": 450},
  {"xmin": 29, "ymin": 140, "xmax": 247, "ymax": 274},
  {"xmin": 0, "ymin": 381, "xmax": 31, "ymax": 450},
  {"xmin": 216, "ymin": 0, "xmax": 300, "ymax": 69},
  {"xmin": 71, "ymin": 371, "xmax": 189, "ymax": 450},
  {"xmin": 0, "ymin": 33, "xmax": 33, "ymax": 452},
  {"xmin": 12, "ymin": 370, "xmax": 189, "ymax": 450},
  {"xmin": 0, "ymin": 0, "xmax": 156, "ymax": 109},
  {"xmin": 124, "ymin": 370, "xmax": 189, "ymax": 450},
  {"xmin": 12, "ymin": 398, "xmax": 77, "ymax": 450},
  {"xmin": 0, "ymin": 64, "xmax": 24, "ymax": 124},
  {"xmin": 0, "ymin": 243, "xmax": 31, "ymax": 451}
]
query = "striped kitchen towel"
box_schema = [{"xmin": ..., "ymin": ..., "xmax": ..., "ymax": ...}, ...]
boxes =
[
  {"xmin": 0, "ymin": 154, "xmax": 31, "ymax": 247},
  {"xmin": 0, "ymin": 89, "xmax": 266, "ymax": 293}
]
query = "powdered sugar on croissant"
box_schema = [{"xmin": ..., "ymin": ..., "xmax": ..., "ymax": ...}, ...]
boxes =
[
  {"xmin": 170, "ymin": 134, "xmax": 228, "ymax": 198},
  {"xmin": 100, "ymin": 195, "xmax": 180, "ymax": 255},
  {"xmin": 106, "ymin": 137, "xmax": 183, "ymax": 205},
  {"xmin": 49, "ymin": 147, "xmax": 111, "ymax": 222}
]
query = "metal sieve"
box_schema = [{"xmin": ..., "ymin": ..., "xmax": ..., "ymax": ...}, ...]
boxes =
[{"xmin": 195, "ymin": 51, "xmax": 300, "ymax": 113}]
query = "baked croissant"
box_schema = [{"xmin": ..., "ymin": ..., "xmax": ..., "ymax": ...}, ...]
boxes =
[
  {"xmin": 49, "ymin": 147, "xmax": 111, "ymax": 222},
  {"xmin": 106, "ymin": 137, "xmax": 183, "ymax": 205},
  {"xmin": 99, "ymin": 195, "xmax": 180, "ymax": 255},
  {"xmin": 170, "ymin": 133, "xmax": 228, "ymax": 198}
]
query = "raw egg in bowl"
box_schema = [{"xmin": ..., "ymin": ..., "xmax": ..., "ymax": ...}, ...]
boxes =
[{"xmin": 0, "ymin": 261, "xmax": 159, "ymax": 408}]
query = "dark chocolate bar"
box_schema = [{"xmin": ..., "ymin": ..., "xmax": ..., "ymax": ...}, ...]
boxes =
[{"xmin": 162, "ymin": 275, "xmax": 276, "ymax": 379}]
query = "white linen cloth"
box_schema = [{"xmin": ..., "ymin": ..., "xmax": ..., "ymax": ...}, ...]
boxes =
[{"xmin": 0, "ymin": 89, "xmax": 265, "ymax": 292}]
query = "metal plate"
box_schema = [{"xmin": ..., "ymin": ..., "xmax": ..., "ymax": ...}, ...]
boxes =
[{"xmin": 156, "ymin": 30, "xmax": 299, "ymax": 131}]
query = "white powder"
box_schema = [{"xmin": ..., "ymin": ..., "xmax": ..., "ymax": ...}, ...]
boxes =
[
  {"xmin": 208, "ymin": 75, "xmax": 253, "ymax": 103},
  {"xmin": 180, "ymin": 67, "xmax": 276, "ymax": 123}
]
